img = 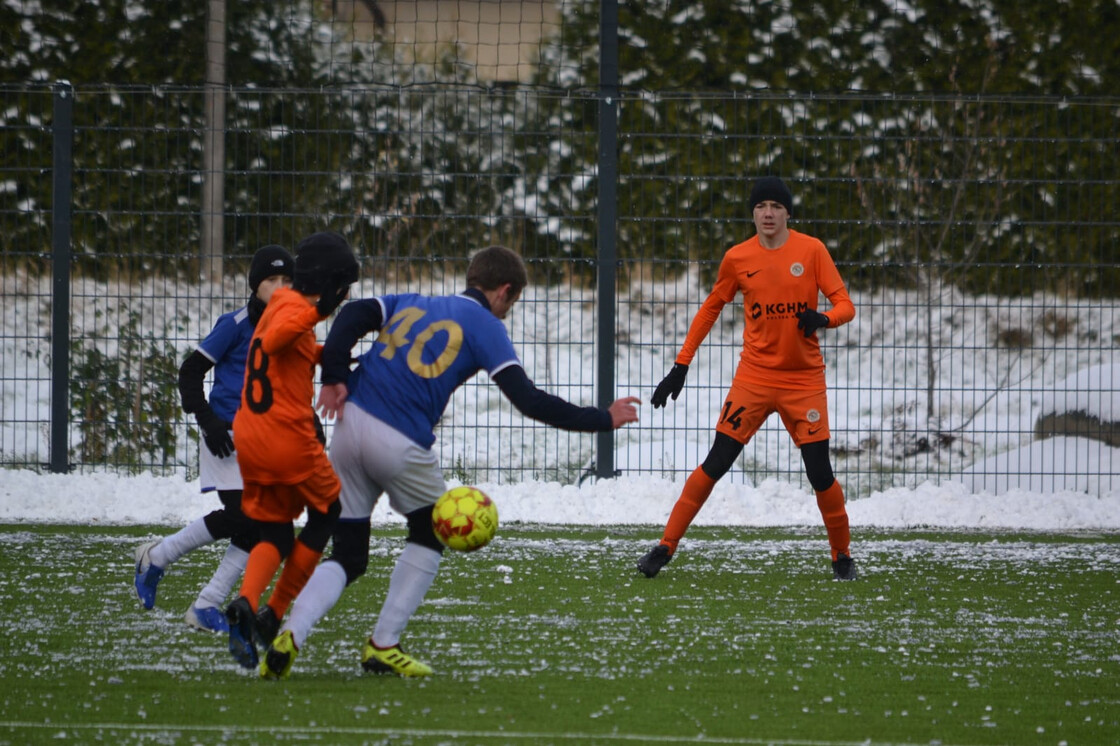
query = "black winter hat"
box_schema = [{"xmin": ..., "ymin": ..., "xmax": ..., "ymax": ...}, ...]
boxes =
[
  {"xmin": 749, "ymin": 176, "xmax": 794, "ymax": 216},
  {"xmin": 292, "ymin": 231, "xmax": 360, "ymax": 295},
  {"xmin": 248, "ymin": 244, "xmax": 295, "ymax": 293}
]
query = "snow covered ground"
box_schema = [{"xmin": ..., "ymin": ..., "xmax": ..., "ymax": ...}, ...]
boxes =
[
  {"xmin": 2, "ymin": 270, "xmax": 1118, "ymax": 529},
  {"xmin": 2, "ymin": 465, "xmax": 1117, "ymax": 531}
]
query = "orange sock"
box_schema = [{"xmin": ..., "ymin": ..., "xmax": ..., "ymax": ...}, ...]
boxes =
[
  {"xmin": 266, "ymin": 540, "xmax": 322, "ymax": 618},
  {"xmin": 815, "ymin": 480, "xmax": 851, "ymax": 561},
  {"xmin": 660, "ymin": 466, "xmax": 717, "ymax": 553},
  {"xmin": 238, "ymin": 541, "xmax": 283, "ymax": 612}
]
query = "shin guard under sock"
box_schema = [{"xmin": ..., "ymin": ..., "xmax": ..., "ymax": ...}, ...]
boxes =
[
  {"xmin": 266, "ymin": 540, "xmax": 322, "ymax": 619},
  {"xmin": 815, "ymin": 480, "xmax": 851, "ymax": 561},
  {"xmin": 237, "ymin": 541, "xmax": 283, "ymax": 612},
  {"xmin": 660, "ymin": 466, "xmax": 717, "ymax": 553}
]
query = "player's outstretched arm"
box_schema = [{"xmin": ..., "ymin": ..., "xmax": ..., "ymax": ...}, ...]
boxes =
[
  {"xmin": 499, "ymin": 365, "xmax": 622, "ymax": 430},
  {"xmin": 317, "ymin": 382, "xmax": 349, "ymax": 422},
  {"xmin": 608, "ymin": 396, "xmax": 641, "ymax": 428}
]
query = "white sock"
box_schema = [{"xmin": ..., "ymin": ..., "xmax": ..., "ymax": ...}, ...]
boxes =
[
  {"xmin": 371, "ymin": 543, "xmax": 442, "ymax": 649},
  {"xmin": 150, "ymin": 517, "xmax": 214, "ymax": 568},
  {"xmin": 194, "ymin": 544, "xmax": 249, "ymax": 609},
  {"xmin": 284, "ymin": 560, "xmax": 348, "ymax": 649}
]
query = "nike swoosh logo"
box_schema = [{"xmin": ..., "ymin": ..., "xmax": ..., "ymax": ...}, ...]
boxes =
[
  {"xmin": 746, "ymin": 270, "xmax": 761, "ymax": 278},
  {"xmin": 807, "ymin": 426, "xmax": 823, "ymax": 435}
]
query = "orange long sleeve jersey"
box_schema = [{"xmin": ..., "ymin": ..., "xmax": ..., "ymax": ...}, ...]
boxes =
[
  {"xmin": 233, "ymin": 287, "xmax": 327, "ymax": 484},
  {"xmin": 676, "ymin": 230, "xmax": 855, "ymax": 390}
]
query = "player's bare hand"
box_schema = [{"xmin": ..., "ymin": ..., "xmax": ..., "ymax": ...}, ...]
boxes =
[
  {"xmin": 317, "ymin": 382, "xmax": 349, "ymax": 422},
  {"xmin": 609, "ymin": 396, "xmax": 641, "ymax": 428}
]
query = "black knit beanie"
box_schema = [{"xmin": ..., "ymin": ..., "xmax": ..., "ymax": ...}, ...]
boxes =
[
  {"xmin": 749, "ymin": 176, "xmax": 794, "ymax": 216},
  {"xmin": 249, "ymin": 244, "xmax": 295, "ymax": 293}
]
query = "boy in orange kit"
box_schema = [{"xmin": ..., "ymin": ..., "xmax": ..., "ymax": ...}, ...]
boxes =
[
  {"xmin": 639, "ymin": 176, "xmax": 858, "ymax": 581},
  {"xmin": 225, "ymin": 230, "xmax": 359, "ymax": 669}
]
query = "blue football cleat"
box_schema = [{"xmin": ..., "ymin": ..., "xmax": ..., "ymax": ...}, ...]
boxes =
[
  {"xmin": 134, "ymin": 540, "xmax": 165, "ymax": 609},
  {"xmin": 185, "ymin": 604, "xmax": 230, "ymax": 633},
  {"xmin": 225, "ymin": 597, "xmax": 259, "ymax": 669}
]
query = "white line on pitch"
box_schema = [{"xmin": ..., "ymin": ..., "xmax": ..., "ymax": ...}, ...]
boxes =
[{"xmin": 0, "ymin": 721, "xmax": 985, "ymax": 746}]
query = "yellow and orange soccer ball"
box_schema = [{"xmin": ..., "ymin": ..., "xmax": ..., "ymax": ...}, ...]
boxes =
[{"xmin": 431, "ymin": 486, "xmax": 498, "ymax": 552}]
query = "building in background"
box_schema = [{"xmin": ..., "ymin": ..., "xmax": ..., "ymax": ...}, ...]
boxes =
[{"xmin": 331, "ymin": 0, "xmax": 561, "ymax": 83}]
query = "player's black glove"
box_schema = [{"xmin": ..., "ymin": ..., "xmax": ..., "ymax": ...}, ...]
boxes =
[
  {"xmin": 195, "ymin": 407, "xmax": 234, "ymax": 458},
  {"xmin": 316, "ymin": 273, "xmax": 351, "ymax": 317},
  {"xmin": 651, "ymin": 363, "xmax": 689, "ymax": 409},
  {"xmin": 795, "ymin": 309, "xmax": 830, "ymax": 338}
]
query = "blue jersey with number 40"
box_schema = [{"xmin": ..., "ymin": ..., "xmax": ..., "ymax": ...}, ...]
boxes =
[{"xmin": 345, "ymin": 293, "xmax": 521, "ymax": 449}]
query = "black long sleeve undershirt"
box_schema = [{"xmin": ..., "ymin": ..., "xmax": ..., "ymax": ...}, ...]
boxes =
[
  {"xmin": 493, "ymin": 365, "xmax": 612, "ymax": 432},
  {"xmin": 178, "ymin": 350, "xmax": 215, "ymax": 414},
  {"xmin": 320, "ymin": 298, "xmax": 384, "ymax": 384}
]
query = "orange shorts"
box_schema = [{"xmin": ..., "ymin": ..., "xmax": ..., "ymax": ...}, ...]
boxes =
[
  {"xmin": 714, "ymin": 380, "xmax": 831, "ymax": 447},
  {"xmin": 242, "ymin": 457, "xmax": 341, "ymax": 523}
]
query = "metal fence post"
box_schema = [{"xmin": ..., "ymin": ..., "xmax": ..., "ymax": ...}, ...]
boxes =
[
  {"xmin": 595, "ymin": 0, "xmax": 620, "ymax": 480},
  {"xmin": 201, "ymin": 0, "xmax": 226, "ymax": 282},
  {"xmin": 50, "ymin": 80, "xmax": 74, "ymax": 474}
]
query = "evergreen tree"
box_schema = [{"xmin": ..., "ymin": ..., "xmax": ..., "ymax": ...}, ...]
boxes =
[{"xmin": 2, "ymin": 0, "xmax": 1117, "ymax": 293}]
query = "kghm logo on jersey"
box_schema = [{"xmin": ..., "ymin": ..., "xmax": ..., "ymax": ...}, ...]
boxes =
[
  {"xmin": 759, "ymin": 300, "xmax": 810, "ymax": 317},
  {"xmin": 790, "ymin": 262, "xmax": 805, "ymax": 277},
  {"xmin": 754, "ymin": 300, "xmax": 810, "ymax": 320}
]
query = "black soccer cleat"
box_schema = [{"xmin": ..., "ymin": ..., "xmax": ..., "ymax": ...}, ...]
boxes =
[
  {"xmin": 225, "ymin": 596, "xmax": 259, "ymax": 669},
  {"xmin": 831, "ymin": 552, "xmax": 859, "ymax": 581},
  {"xmin": 255, "ymin": 604, "xmax": 280, "ymax": 650},
  {"xmin": 637, "ymin": 543, "xmax": 673, "ymax": 578}
]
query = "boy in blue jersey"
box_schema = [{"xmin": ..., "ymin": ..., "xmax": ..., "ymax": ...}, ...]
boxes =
[
  {"xmin": 133, "ymin": 245, "xmax": 294, "ymax": 633},
  {"xmin": 258, "ymin": 245, "xmax": 640, "ymax": 679}
]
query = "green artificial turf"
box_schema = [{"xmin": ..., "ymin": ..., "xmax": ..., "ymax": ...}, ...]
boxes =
[{"xmin": 1, "ymin": 523, "xmax": 1117, "ymax": 745}]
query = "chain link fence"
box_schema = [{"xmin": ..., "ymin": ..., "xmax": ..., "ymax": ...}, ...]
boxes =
[{"xmin": 2, "ymin": 0, "xmax": 1118, "ymax": 495}]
